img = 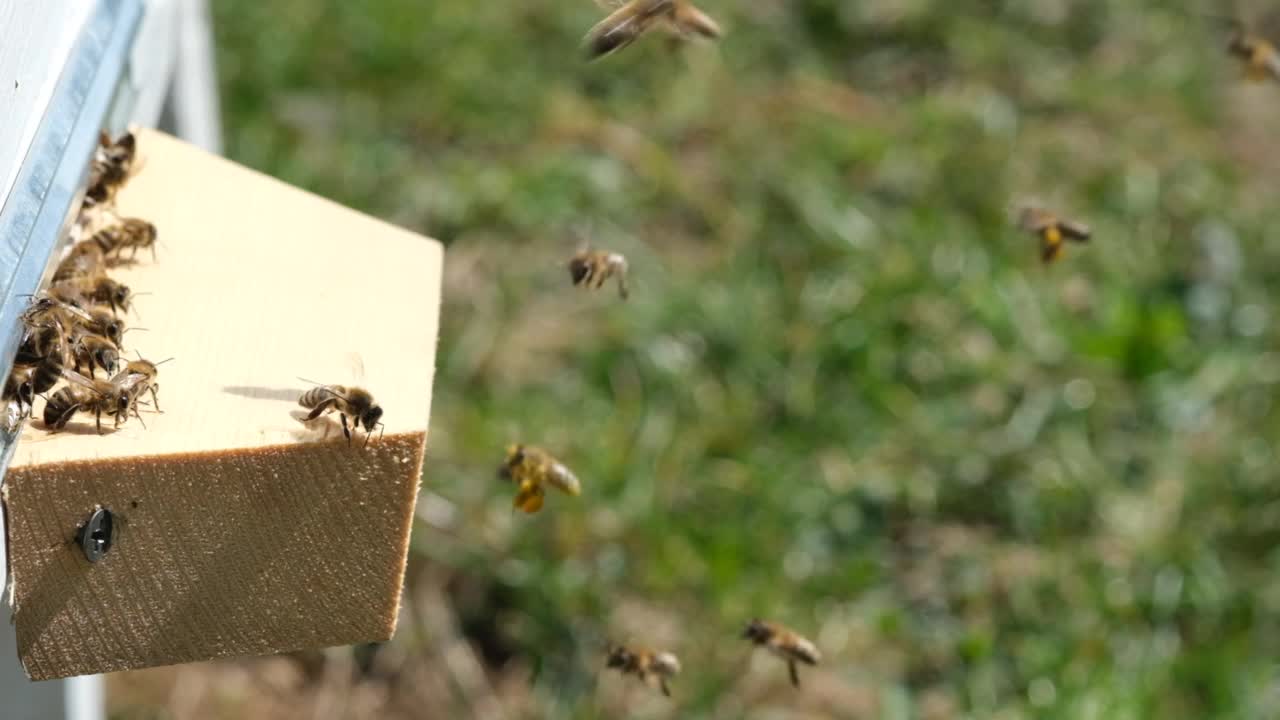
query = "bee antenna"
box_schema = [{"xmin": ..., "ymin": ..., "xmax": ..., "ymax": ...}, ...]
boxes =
[
  {"xmin": 122, "ymin": 327, "xmax": 149, "ymax": 335},
  {"xmin": 153, "ymin": 357, "xmax": 175, "ymax": 366}
]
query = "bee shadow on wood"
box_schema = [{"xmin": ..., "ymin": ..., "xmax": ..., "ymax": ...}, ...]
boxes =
[
  {"xmin": 222, "ymin": 385, "xmax": 303, "ymax": 402},
  {"xmin": 29, "ymin": 419, "xmax": 122, "ymax": 436}
]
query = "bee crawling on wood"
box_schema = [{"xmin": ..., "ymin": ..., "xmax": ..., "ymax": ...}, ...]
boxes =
[
  {"xmin": 43, "ymin": 369, "xmax": 133, "ymax": 434},
  {"xmin": 52, "ymin": 241, "xmax": 107, "ymax": 283},
  {"xmin": 497, "ymin": 444, "xmax": 581, "ymax": 514},
  {"xmin": 568, "ymin": 246, "xmax": 630, "ymax": 299},
  {"xmin": 742, "ymin": 619, "xmax": 821, "ymax": 688},
  {"xmin": 297, "ymin": 379, "xmax": 384, "ymax": 447},
  {"xmin": 88, "ymin": 218, "xmax": 158, "ymax": 263},
  {"xmin": 1016, "ymin": 206, "xmax": 1091, "ymax": 264},
  {"xmin": 606, "ymin": 645, "xmax": 682, "ymax": 697},
  {"xmin": 585, "ymin": 0, "xmax": 722, "ymax": 60},
  {"xmin": 68, "ymin": 332, "xmax": 120, "ymax": 378},
  {"xmin": 113, "ymin": 355, "xmax": 171, "ymax": 417},
  {"xmin": 52, "ymin": 275, "xmax": 135, "ymax": 315}
]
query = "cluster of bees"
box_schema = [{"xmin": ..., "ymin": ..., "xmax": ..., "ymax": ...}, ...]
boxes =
[
  {"xmin": 483, "ymin": 2, "xmax": 1280, "ymax": 702},
  {"xmin": 2, "ymin": 131, "xmax": 167, "ymax": 434}
]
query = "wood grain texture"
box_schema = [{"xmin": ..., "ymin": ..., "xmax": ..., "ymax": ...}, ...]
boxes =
[{"xmin": 4, "ymin": 129, "xmax": 442, "ymax": 680}]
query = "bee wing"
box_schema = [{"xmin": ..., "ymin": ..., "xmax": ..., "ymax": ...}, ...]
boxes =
[
  {"xmin": 61, "ymin": 368, "xmax": 98, "ymax": 390},
  {"xmin": 297, "ymin": 376, "xmax": 352, "ymax": 402},
  {"xmin": 347, "ymin": 352, "xmax": 366, "ymax": 383},
  {"xmin": 546, "ymin": 461, "xmax": 582, "ymax": 496},
  {"xmin": 671, "ymin": 1, "xmax": 721, "ymax": 39},
  {"xmin": 787, "ymin": 635, "xmax": 821, "ymax": 665},
  {"xmin": 585, "ymin": 0, "xmax": 670, "ymax": 59},
  {"xmin": 1059, "ymin": 219, "xmax": 1091, "ymax": 242}
]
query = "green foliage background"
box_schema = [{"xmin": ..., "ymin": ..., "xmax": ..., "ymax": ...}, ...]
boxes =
[{"xmin": 205, "ymin": 1, "xmax": 1280, "ymax": 717}]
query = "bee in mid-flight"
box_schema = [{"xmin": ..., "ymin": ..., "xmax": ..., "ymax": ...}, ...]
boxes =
[
  {"xmin": 585, "ymin": 0, "xmax": 722, "ymax": 60},
  {"xmin": 498, "ymin": 444, "xmax": 581, "ymax": 513},
  {"xmin": 743, "ymin": 619, "xmax": 821, "ymax": 688},
  {"xmin": 1228, "ymin": 24, "xmax": 1280, "ymax": 82},
  {"xmin": 1017, "ymin": 206, "xmax": 1091, "ymax": 264},
  {"xmin": 605, "ymin": 645, "xmax": 681, "ymax": 697},
  {"xmin": 298, "ymin": 380, "xmax": 384, "ymax": 447},
  {"xmin": 568, "ymin": 247, "xmax": 630, "ymax": 299}
]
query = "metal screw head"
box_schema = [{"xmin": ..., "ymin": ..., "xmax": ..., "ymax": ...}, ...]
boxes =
[{"xmin": 76, "ymin": 506, "xmax": 114, "ymax": 563}]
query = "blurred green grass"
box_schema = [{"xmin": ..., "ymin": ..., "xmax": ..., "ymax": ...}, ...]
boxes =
[{"xmin": 199, "ymin": 1, "xmax": 1280, "ymax": 718}]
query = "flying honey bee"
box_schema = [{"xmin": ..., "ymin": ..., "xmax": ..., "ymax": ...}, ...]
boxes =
[
  {"xmin": 113, "ymin": 355, "xmax": 171, "ymax": 416},
  {"xmin": 87, "ymin": 218, "xmax": 158, "ymax": 262},
  {"xmin": 568, "ymin": 247, "xmax": 630, "ymax": 299},
  {"xmin": 43, "ymin": 369, "xmax": 132, "ymax": 433},
  {"xmin": 585, "ymin": 0, "xmax": 722, "ymax": 60},
  {"xmin": 297, "ymin": 379, "xmax": 384, "ymax": 447},
  {"xmin": 84, "ymin": 131, "xmax": 138, "ymax": 208},
  {"xmin": 605, "ymin": 645, "xmax": 681, "ymax": 697},
  {"xmin": 742, "ymin": 619, "xmax": 821, "ymax": 688},
  {"xmin": 497, "ymin": 444, "xmax": 582, "ymax": 513},
  {"xmin": 1017, "ymin": 206, "xmax": 1091, "ymax": 264}
]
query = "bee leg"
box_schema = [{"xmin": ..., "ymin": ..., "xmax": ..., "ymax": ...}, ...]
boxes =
[
  {"xmin": 340, "ymin": 413, "xmax": 352, "ymax": 446},
  {"xmin": 660, "ymin": 678, "xmax": 671, "ymax": 697},
  {"xmin": 149, "ymin": 384, "xmax": 161, "ymax": 412},
  {"xmin": 304, "ymin": 397, "xmax": 339, "ymax": 421},
  {"xmin": 788, "ymin": 660, "xmax": 799, "ymax": 688},
  {"xmin": 616, "ymin": 275, "xmax": 629, "ymax": 300},
  {"xmin": 95, "ymin": 410, "xmax": 104, "ymax": 435}
]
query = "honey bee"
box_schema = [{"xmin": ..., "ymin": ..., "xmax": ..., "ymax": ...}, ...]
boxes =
[
  {"xmin": 1224, "ymin": 20, "xmax": 1280, "ymax": 82},
  {"xmin": 4, "ymin": 367, "xmax": 37, "ymax": 417},
  {"xmin": 85, "ymin": 306, "xmax": 127, "ymax": 348},
  {"xmin": 568, "ymin": 247, "xmax": 629, "ymax": 299},
  {"xmin": 497, "ymin": 444, "xmax": 581, "ymax": 513},
  {"xmin": 88, "ymin": 218, "xmax": 158, "ymax": 262},
  {"xmin": 113, "ymin": 355, "xmax": 171, "ymax": 416},
  {"xmin": 42, "ymin": 369, "xmax": 132, "ymax": 433},
  {"xmin": 68, "ymin": 333, "xmax": 120, "ymax": 378},
  {"xmin": 742, "ymin": 619, "xmax": 821, "ymax": 688},
  {"xmin": 585, "ymin": 0, "xmax": 722, "ymax": 60},
  {"xmin": 297, "ymin": 379, "xmax": 384, "ymax": 447},
  {"xmin": 1017, "ymin": 206, "xmax": 1091, "ymax": 264},
  {"xmin": 606, "ymin": 645, "xmax": 681, "ymax": 697},
  {"xmin": 52, "ymin": 241, "xmax": 106, "ymax": 283},
  {"xmin": 85, "ymin": 131, "xmax": 137, "ymax": 208},
  {"xmin": 52, "ymin": 275, "xmax": 133, "ymax": 314}
]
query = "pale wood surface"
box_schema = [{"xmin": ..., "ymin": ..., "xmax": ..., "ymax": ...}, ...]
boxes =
[{"xmin": 4, "ymin": 129, "xmax": 442, "ymax": 680}]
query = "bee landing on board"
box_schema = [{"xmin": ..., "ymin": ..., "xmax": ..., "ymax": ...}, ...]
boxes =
[
  {"xmin": 742, "ymin": 619, "xmax": 821, "ymax": 688},
  {"xmin": 1016, "ymin": 206, "xmax": 1091, "ymax": 264},
  {"xmin": 297, "ymin": 380, "xmax": 385, "ymax": 447},
  {"xmin": 605, "ymin": 645, "xmax": 682, "ymax": 697},
  {"xmin": 584, "ymin": 0, "xmax": 722, "ymax": 60},
  {"xmin": 568, "ymin": 247, "xmax": 630, "ymax": 299},
  {"xmin": 497, "ymin": 444, "xmax": 581, "ymax": 514}
]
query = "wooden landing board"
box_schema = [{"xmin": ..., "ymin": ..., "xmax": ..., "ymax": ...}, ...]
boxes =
[{"xmin": 3, "ymin": 129, "xmax": 442, "ymax": 680}]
